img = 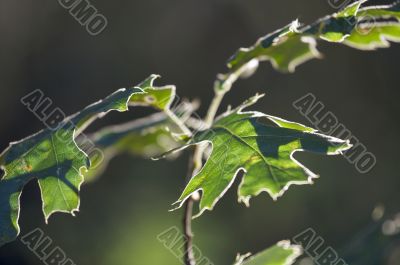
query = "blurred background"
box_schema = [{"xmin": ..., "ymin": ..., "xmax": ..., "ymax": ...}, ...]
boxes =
[{"xmin": 1, "ymin": 0, "xmax": 400, "ymax": 264}]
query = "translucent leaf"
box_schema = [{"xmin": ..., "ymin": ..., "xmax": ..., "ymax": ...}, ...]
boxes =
[
  {"xmin": 84, "ymin": 101, "xmax": 196, "ymax": 181},
  {"xmin": 234, "ymin": 241, "xmax": 302, "ymax": 265},
  {"xmin": 226, "ymin": 1, "xmax": 400, "ymax": 75},
  {"xmin": 165, "ymin": 95, "xmax": 351, "ymax": 216},
  {"xmin": 0, "ymin": 75, "xmax": 170, "ymax": 246}
]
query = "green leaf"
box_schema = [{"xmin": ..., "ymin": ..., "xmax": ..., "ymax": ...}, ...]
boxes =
[
  {"xmin": 129, "ymin": 74, "xmax": 176, "ymax": 111},
  {"xmin": 226, "ymin": 1, "xmax": 400, "ymax": 74},
  {"xmin": 84, "ymin": 102, "xmax": 196, "ymax": 181},
  {"xmin": 340, "ymin": 2, "xmax": 400, "ymax": 50},
  {"xmin": 344, "ymin": 19, "xmax": 400, "ymax": 50},
  {"xmin": 227, "ymin": 20, "xmax": 320, "ymax": 74},
  {"xmin": 166, "ymin": 95, "xmax": 351, "ymax": 216},
  {"xmin": 234, "ymin": 241, "xmax": 302, "ymax": 265},
  {"xmin": 357, "ymin": 2, "xmax": 400, "ymax": 20},
  {"xmin": 0, "ymin": 75, "xmax": 168, "ymax": 246}
]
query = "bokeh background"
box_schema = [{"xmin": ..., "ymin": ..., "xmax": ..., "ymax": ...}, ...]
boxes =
[{"xmin": 1, "ymin": 0, "xmax": 400, "ymax": 264}]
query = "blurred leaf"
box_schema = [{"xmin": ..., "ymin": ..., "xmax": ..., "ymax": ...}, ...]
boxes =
[
  {"xmin": 164, "ymin": 95, "xmax": 351, "ymax": 216},
  {"xmin": 358, "ymin": 1, "xmax": 400, "ymax": 20},
  {"xmin": 235, "ymin": 241, "xmax": 302, "ymax": 265},
  {"xmin": 340, "ymin": 212, "xmax": 400, "ymax": 265},
  {"xmin": 344, "ymin": 19, "xmax": 400, "ymax": 50},
  {"xmin": 0, "ymin": 75, "xmax": 170, "ymax": 246},
  {"xmin": 84, "ymin": 102, "xmax": 196, "ymax": 181}
]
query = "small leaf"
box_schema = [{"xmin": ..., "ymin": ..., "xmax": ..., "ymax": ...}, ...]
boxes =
[
  {"xmin": 235, "ymin": 241, "xmax": 302, "ymax": 265},
  {"xmin": 129, "ymin": 74, "xmax": 176, "ymax": 111},
  {"xmin": 227, "ymin": 20, "xmax": 320, "ymax": 73},
  {"xmin": 167, "ymin": 95, "xmax": 351, "ymax": 216},
  {"xmin": 344, "ymin": 20, "xmax": 400, "ymax": 50}
]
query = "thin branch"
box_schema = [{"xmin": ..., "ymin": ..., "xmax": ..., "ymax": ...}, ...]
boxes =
[
  {"xmin": 183, "ymin": 150, "xmax": 196, "ymax": 265},
  {"xmin": 182, "ymin": 70, "xmax": 238, "ymax": 265},
  {"xmin": 165, "ymin": 108, "xmax": 193, "ymax": 137},
  {"xmin": 204, "ymin": 91, "xmax": 225, "ymax": 126},
  {"xmin": 183, "ymin": 196, "xmax": 196, "ymax": 265}
]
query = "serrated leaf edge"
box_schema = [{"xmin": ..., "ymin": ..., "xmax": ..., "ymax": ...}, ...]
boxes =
[
  {"xmin": 164, "ymin": 98, "xmax": 351, "ymax": 217},
  {"xmin": 0, "ymin": 84, "xmax": 148, "ymax": 238}
]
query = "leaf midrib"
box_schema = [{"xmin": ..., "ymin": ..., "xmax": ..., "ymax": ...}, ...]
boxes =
[{"xmin": 211, "ymin": 126, "xmax": 282, "ymax": 189}]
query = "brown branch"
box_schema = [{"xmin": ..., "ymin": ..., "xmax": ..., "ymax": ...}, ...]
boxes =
[
  {"xmin": 183, "ymin": 150, "xmax": 197, "ymax": 265},
  {"xmin": 183, "ymin": 196, "xmax": 196, "ymax": 265},
  {"xmin": 182, "ymin": 75, "xmax": 229, "ymax": 265}
]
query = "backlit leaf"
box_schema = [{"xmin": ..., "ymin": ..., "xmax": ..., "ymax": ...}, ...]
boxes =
[
  {"xmin": 234, "ymin": 241, "xmax": 302, "ymax": 265},
  {"xmin": 0, "ymin": 75, "xmax": 170, "ymax": 246},
  {"xmin": 225, "ymin": 1, "xmax": 400, "ymax": 78},
  {"xmin": 84, "ymin": 101, "xmax": 196, "ymax": 181},
  {"xmin": 164, "ymin": 95, "xmax": 351, "ymax": 216}
]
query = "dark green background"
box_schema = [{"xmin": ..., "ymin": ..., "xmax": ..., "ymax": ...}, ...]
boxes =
[{"xmin": 1, "ymin": 0, "xmax": 399, "ymax": 264}]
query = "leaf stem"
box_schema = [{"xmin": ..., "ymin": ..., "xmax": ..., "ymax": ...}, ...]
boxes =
[
  {"xmin": 164, "ymin": 108, "xmax": 193, "ymax": 137},
  {"xmin": 204, "ymin": 91, "xmax": 225, "ymax": 126}
]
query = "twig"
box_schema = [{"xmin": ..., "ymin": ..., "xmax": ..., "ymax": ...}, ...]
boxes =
[
  {"xmin": 182, "ymin": 87, "xmax": 230, "ymax": 265},
  {"xmin": 183, "ymin": 150, "xmax": 196, "ymax": 265},
  {"xmin": 183, "ymin": 195, "xmax": 196, "ymax": 265},
  {"xmin": 165, "ymin": 108, "xmax": 193, "ymax": 137}
]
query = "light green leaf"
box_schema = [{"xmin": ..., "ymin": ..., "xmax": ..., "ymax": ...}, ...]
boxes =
[
  {"xmin": 227, "ymin": 20, "xmax": 320, "ymax": 74},
  {"xmin": 0, "ymin": 75, "xmax": 167, "ymax": 246},
  {"xmin": 234, "ymin": 241, "xmax": 302, "ymax": 265},
  {"xmin": 336, "ymin": 0, "xmax": 366, "ymax": 18},
  {"xmin": 166, "ymin": 95, "xmax": 351, "ymax": 216},
  {"xmin": 84, "ymin": 102, "xmax": 196, "ymax": 181},
  {"xmin": 357, "ymin": 2, "xmax": 400, "ymax": 20},
  {"xmin": 344, "ymin": 20, "xmax": 400, "ymax": 50},
  {"xmin": 226, "ymin": 1, "xmax": 400, "ymax": 74},
  {"xmin": 129, "ymin": 74, "xmax": 176, "ymax": 111}
]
